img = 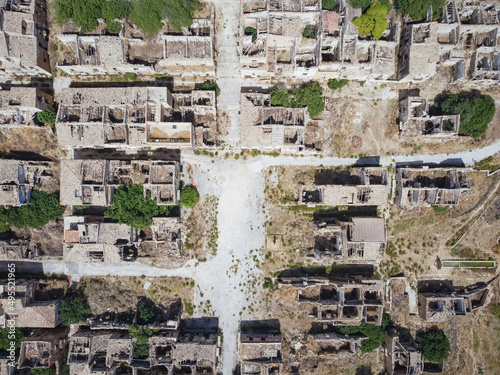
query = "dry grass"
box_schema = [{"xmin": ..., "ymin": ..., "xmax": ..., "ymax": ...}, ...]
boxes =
[{"xmin": 79, "ymin": 276, "xmax": 195, "ymax": 318}]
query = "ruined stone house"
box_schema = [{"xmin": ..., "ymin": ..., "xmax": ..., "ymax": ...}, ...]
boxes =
[
  {"xmin": 55, "ymin": 87, "xmax": 216, "ymax": 148},
  {"xmin": 312, "ymin": 331, "xmax": 367, "ymax": 357},
  {"xmin": 0, "ymin": 279, "xmax": 62, "ymax": 328},
  {"xmin": 384, "ymin": 328, "xmax": 422, "ymax": 375},
  {"xmin": 0, "ymin": 86, "xmax": 53, "ymax": 126},
  {"xmin": 18, "ymin": 328, "xmax": 67, "ymax": 370},
  {"xmin": 0, "ymin": 160, "xmax": 54, "ymax": 206}
]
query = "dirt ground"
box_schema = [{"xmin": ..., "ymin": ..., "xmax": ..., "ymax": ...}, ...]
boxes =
[
  {"xmin": 35, "ymin": 278, "xmax": 69, "ymax": 300},
  {"xmin": 78, "ymin": 276, "xmax": 195, "ymax": 319}
]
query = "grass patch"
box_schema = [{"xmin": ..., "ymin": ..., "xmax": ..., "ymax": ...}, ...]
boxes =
[
  {"xmin": 474, "ymin": 156, "xmax": 500, "ymax": 173},
  {"xmin": 432, "ymin": 205, "xmax": 449, "ymax": 213}
]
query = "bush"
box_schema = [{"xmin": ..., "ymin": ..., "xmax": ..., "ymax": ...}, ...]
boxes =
[
  {"xmin": 200, "ymin": 81, "xmax": 220, "ymax": 97},
  {"xmin": 0, "ymin": 328, "xmax": 24, "ymax": 350},
  {"xmin": 348, "ymin": 0, "xmax": 372, "ymax": 12},
  {"xmin": 417, "ymin": 329, "xmax": 450, "ymax": 363},
  {"xmin": 302, "ymin": 24, "xmax": 316, "ymax": 38},
  {"xmin": 322, "ymin": 0, "xmax": 339, "ymax": 10},
  {"xmin": 245, "ymin": 26, "xmax": 257, "ymax": 42},
  {"xmin": 352, "ymin": 1, "xmax": 388, "ymax": 40},
  {"xmin": 180, "ymin": 187, "xmax": 200, "ymax": 208},
  {"xmin": 0, "ymin": 191, "xmax": 65, "ymax": 232},
  {"xmin": 432, "ymin": 205, "xmax": 449, "ymax": 213},
  {"xmin": 270, "ymin": 82, "xmax": 324, "ymax": 119},
  {"xmin": 474, "ymin": 156, "xmax": 500, "ymax": 173},
  {"xmin": 59, "ymin": 295, "xmax": 92, "ymax": 325},
  {"xmin": 129, "ymin": 326, "xmax": 153, "ymax": 359},
  {"xmin": 37, "ymin": 108, "xmax": 56, "ymax": 125},
  {"xmin": 397, "ymin": 0, "xmax": 446, "ymax": 21},
  {"xmin": 124, "ymin": 72, "xmax": 138, "ymax": 80},
  {"xmin": 137, "ymin": 300, "xmax": 156, "ymax": 325},
  {"xmin": 435, "ymin": 93, "xmax": 495, "ymax": 138},
  {"xmin": 328, "ymin": 78, "xmax": 349, "ymax": 91},
  {"xmin": 105, "ymin": 184, "xmax": 160, "ymax": 229},
  {"xmin": 32, "ymin": 366, "xmax": 56, "ymax": 375},
  {"xmin": 338, "ymin": 312, "xmax": 391, "ymax": 352},
  {"xmin": 263, "ymin": 277, "xmax": 274, "ymax": 289}
]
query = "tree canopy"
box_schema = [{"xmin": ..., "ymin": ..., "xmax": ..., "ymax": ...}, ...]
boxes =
[
  {"xmin": 0, "ymin": 191, "xmax": 65, "ymax": 232},
  {"xmin": 59, "ymin": 295, "xmax": 92, "ymax": 325},
  {"xmin": 53, "ymin": 0, "xmax": 200, "ymax": 34},
  {"xmin": 348, "ymin": 0, "xmax": 372, "ymax": 12},
  {"xmin": 322, "ymin": 0, "xmax": 339, "ymax": 11},
  {"xmin": 180, "ymin": 186, "xmax": 200, "ymax": 209},
  {"xmin": 338, "ymin": 313, "xmax": 391, "ymax": 352},
  {"xmin": 270, "ymin": 83, "xmax": 325, "ymax": 119},
  {"xmin": 397, "ymin": 0, "xmax": 446, "ymax": 21},
  {"xmin": 328, "ymin": 78, "xmax": 349, "ymax": 91},
  {"xmin": 0, "ymin": 328, "xmax": 24, "ymax": 350},
  {"xmin": 37, "ymin": 108, "xmax": 56, "ymax": 125},
  {"xmin": 137, "ymin": 300, "xmax": 156, "ymax": 325},
  {"xmin": 416, "ymin": 329, "xmax": 450, "ymax": 363},
  {"xmin": 105, "ymin": 184, "xmax": 160, "ymax": 229},
  {"xmin": 129, "ymin": 326, "xmax": 154, "ymax": 359},
  {"xmin": 352, "ymin": 1, "xmax": 388, "ymax": 40},
  {"xmin": 435, "ymin": 93, "xmax": 495, "ymax": 138}
]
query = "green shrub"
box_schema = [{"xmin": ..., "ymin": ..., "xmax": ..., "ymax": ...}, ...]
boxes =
[
  {"xmin": 180, "ymin": 187, "xmax": 200, "ymax": 208},
  {"xmin": 397, "ymin": 0, "xmax": 446, "ymax": 20},
  {"xmin": 245, "ymin": 26, "xmax": 257, "ymax": 42},
  {"xmin": 474, "ymin": 156, "xmax": 500, "ymax": 172},
  {"xmin": 302, "ymin": 24, "xmax": 316, "ymax": 39},
  {"xmin": 0, "ymin": 191, "xmax": 65, "ymax": 232},
  {"xmin": 338, "ymin": 312, "xmax": 391, "ymax": 352},
  {"xmin": 263, "ymin": 277, "xmax": 274, "ymax": 289},
  {"xmin": 200, "ymin": 81, "xmax": 220, "ymax": 97},
  {"xmin": 37, "ymin": 108, "xmax": 56, "ymax": 125},
  {"xmin": 432, "ymin": 205, "xmax": 449, "ymax": 213},
  {"xmin": 379, "ymin": 0, "xmax": 392, "ymax": 11},
  {"xmin": 417, "ymin": 329, "xmax": 450, "ymax": 363},
  {"xmin": 59, "ymin": 295, "xmax": 92, "ymax": 325},
  {"xmin": 270, "ymin": 82, "xmax": 324, "ymax": 119},
  {"xmin": 105, "ymin": 184, "xmax": 160, "ymax": 229},
  {"xmin": 137, "ymin": 300, "xmax": 156, "ymax": 324},
  {"xmin": 322, "ymin": 0, "xmax": 339, "ymax": 11},
  {"xmin": 435, "ymin": 93, "xmax": 495, "ymax": 138},
  {"xmin": 328, "ymin": 78, "xmax": 349, "ymax": 91},
  {"xmin": 32, "ymin": 366, "xmax": 57, "ymax": 375},
  {"xmin": 0, "ymin": 328, "xmax": 24, "ymax": 350},
  {"xmin": 124, "ymin": 72, "xmax": 138, "ymax": 80},
  {"xmin": 352, "ymin": 1, "xmax": 388, "ymax": 40},
  {"xmin": 348, "ymin": 0, "xmax": 372, "ymax": 12},
  {"xmin": 129, "ymin": 326, "xmax": 153, "ymax": 359}
]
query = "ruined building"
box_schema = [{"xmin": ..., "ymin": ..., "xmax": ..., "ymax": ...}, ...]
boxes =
[
  {"xmin": 312, "ymin": 217, "xmax": 386, "ymax": 262},
  {"xmin": 18, "ymin": 329, "xmax": 67, "ymax": 370},
  {"xmin": 239, "ymin": 320, "xmax": 282, "ymax": 375},
  {"xmin": 0, "ymin": 160, "xmax": 54, "ymax": 206},
  {"xmin": 55, "ymin": 87, "xmax": 217, "ymax": 148},
  {"xmin": 60, "ymin": 159, "xmax": 179, "ymax": 206},
  {"xmin": 384, "ymin": 328, "xmax": 422, "ymax": 375},
  {"xmin": 298, "ymin": 167, "xmax": 389, "ymax": 206},
  {"xmin": 240, "ymin": 92, "xmax": 309, "ymax": 152},
  {"xmin": 395, "ymin": 168, "xmax": 470, "ymax": 208},
  {"xmin": 312, "ymin": 331, "xmax": 367, "ymax": 357},
  {"xmin": 279, "ymin": 273, "xmax": 384, "ymax": 325},
  {"xmin": 63, "ymin": 216, "xmax": 184, "ymax": 266},
  {"xmin": 399, "ymin": 96, "xmax": 460, "ymax": 137},
  {"xmin": 0, "ymin": 279, "xmax": 62, "ymax": 328},
  {"xmin": 240, "ymin": 0, "xmax": 321, "ymax": 79},
  {"xmin": 0, "ymin": 86, "xmax": 53, "ymax": 126},
  {"xmin": 418, "ymin": 280, "xmax": 489, "ymax": 322},
  {"xmin": 54, "ymin": 4, "xmax": 214, "ymax": 77},
  {"xmin": 0, "ymin": 0, "xmax": 51, "ymax": 78}
]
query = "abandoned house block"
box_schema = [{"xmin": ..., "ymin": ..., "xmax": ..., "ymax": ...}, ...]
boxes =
[
  {"xmin": 18, "ymin": 328, "xmax": 68, "ymax": 370},
  {"xmin": 384, "ymin": 328, "xmax": 422, "ymax": 375}
]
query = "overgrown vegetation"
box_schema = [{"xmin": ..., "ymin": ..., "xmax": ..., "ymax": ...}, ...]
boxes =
[
  {"xmin": 338, "ymin": 313, "xmax": 391, "ymax": 352},
  {"xmin": 129, "ymin": 326, "xmax": 154, "ymax": 359},
  {"xmin": 397, "ymin": 0, "xmax": 446, "ymax": 21},
  {"xmin": 200, "ymin": 81, "xmax": 220, "ymax": 97},
  {"xmin": 180, "ymin": 186, "xmax": 200, "ymax": 208},
  {"xmin": 245, "ymin": 26, "xmax": 257, "ymax": 42},
  {"xmin": 328, "ymin": 78, "xmax": 349, "ymax": 91},
  {"xmin": 348, "ymin": 0, "xmax": 372, "ymax": 12},
  {"xmin": 416, "ymin": 328, "xmax": 450, "ymax": 363},
  {"xmin": 105, "ymin": 184, "xmax": 178, "ymax": 229},
  {"xmin": 322, "ymin": 0, "xmax": 339, "ymax": 11},
  {"xmin": 137, "ymin": 300, "xmax": 156, "ymax": 325},
  {"xmin": 435, "ymin": 93, "xmax": 495, "ymax": 138},
  {"xmin": 302, "ymin": 24, "xmax": 316, "ymax": 39},
  {"xmin": 0, "ymin": 191, "xmax": 65, "ymax": 233},
  {"xmin": 54, "ymin": 0, "xmax": 200, "ymax": 34},
  {"xmin": 352, "ymin": 1, "xmax": 388, "ymax": 40},
  {"xmin": 474, "ymin": 156, "xmax": 500, "ymax": 173},
  {"xmin": 432, "ymin": 205, "xmax": 449, "ymax": 213},
  {"xmin": 59, "ymin": 294, "xmax": 92, "ymax": 325},
  {"xmin": 270, "ymin": 82, "xmax": 324, "ymax": 119},
  {"xmin": 37, "ymin": 108, "xmax": 56, "ymax": 125},
  {"xmin": 32, "ymin": 366, "xmax": 57, "ymax": 375},
  {"xmin": 0, "ymin": 328, "xmax": 24, "ymax": 350}
]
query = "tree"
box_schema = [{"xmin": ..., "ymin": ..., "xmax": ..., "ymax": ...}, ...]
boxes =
[
  {"xmin": 200, "ymin": 81, "xmax": 220, "ymax": 97},
  {"xmin": 180, "ymin": 187, "xmax": 200, "ymax": 208},
  {"xmin": 322, "ymin": 0, "xmax": 339, "ymax": 11},
  {"xmin": 436, "ymin": 93, "xmax": 495, "ymax": 138},
  {"xmin": 59, "ymin": 295, "xmax": 92, "ymax": 325},
  {"xmin": 417, "ymin": 329, "xmax": 450, "ymax": 363},
  {"xmin": 270, "ymin": 83, "xmax": 325, "ymax": 119},
  {"xmin": 352, "ymin": 1, "xmax": 388, "ymax": 40},
  {"xmin": 302, "ymin": 24, "xmax": 316, "ymax": 39},
  {"xmin": 105, "ymin": 184, "xmax": 160, "ymax": 229},
  {"xmin": 348, "ymin": 0, "xmax": 372, "ymax": 12},
  {"xmin": 137, "ymin": 300, "xmax": 156, "ymax": 325},
  {"xmin": 0, "ymin": 328, "xmax": 24, "ymax": 350},
  {"xmin": 397, "ymin": 0, "xmax": 446, "ymax": 21},
  {"xmin": 245, "ymin": 26, "xmax": 257, "ymax": 42},
  {"xmin": 37, "ymin": 108, "xmax": 56, "ymax": 125},
  {"xmin": 328, "ymin": 78, "xmax": 349, "ymax": 91},
  {"xmin": 338, "ymin": 312, "xmax": 392, "ymax": 353},
  {"xmin": 129, "ymin": 326, "xmax": 154, "ymax": 359}
]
